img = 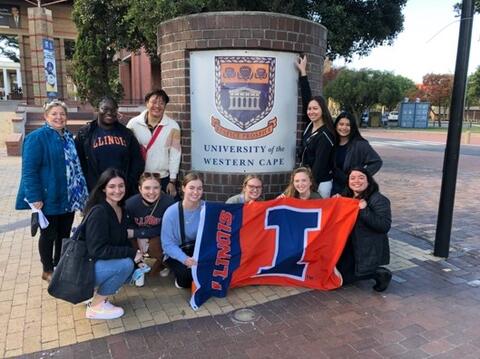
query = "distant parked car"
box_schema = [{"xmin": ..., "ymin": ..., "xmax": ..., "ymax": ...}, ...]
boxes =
[{"xmin": 388, "ymin": 111, "xmax": 399, "ymax": 121}]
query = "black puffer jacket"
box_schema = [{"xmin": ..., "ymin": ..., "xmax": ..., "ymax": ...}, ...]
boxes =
[
  {"xmin": 352, "ymin": 191, "xmax": 391, "ymax": 276},
  {"xmin": 332, "ymin": 138, "xmax": 382, "ymax": 194}
]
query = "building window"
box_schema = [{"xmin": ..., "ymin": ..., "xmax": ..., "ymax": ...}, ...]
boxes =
[{"xmin": 64, "ymin": 39, "xmax": 75, "ymax": 60}]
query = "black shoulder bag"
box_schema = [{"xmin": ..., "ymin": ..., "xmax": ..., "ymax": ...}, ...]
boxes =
[
  {"xmin": 178, "ymin": 201, "xmax": 195, "ymax": 257},
  {"xmin": 48, "ymin": 209, "xmax": 96, "ymax": 304}
]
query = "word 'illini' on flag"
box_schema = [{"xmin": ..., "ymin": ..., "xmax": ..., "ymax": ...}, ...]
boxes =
[{"xmin": 190, "ymin": 197, "xmax": 360, "ymax": 309}]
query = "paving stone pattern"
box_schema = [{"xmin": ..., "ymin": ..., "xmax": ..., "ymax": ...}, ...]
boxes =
[{"xmin": 17, "ymin": 231, "xmax": 480, "ymax": 359}]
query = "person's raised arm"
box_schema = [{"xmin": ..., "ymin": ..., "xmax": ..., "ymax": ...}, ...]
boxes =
[{"xmin": 296, "ymin": 55, "xmax": 312, "ymax": 122}]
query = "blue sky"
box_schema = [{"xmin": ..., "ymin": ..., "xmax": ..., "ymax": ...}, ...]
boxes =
[{"xmin": 333, "ymin": 0, "xmax": 480, "ymax": 83}]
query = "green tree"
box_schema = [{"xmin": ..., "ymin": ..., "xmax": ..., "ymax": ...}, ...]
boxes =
[
  {"xmin": 73, "ymin": 0, "xmax": 407, "ymax": 104},
  {"xmin": 72, "ymin": 0, "xmax": 131, "ymax": 107},
  {"xmin": 324, "ymin": 68, "xmax": 415, "ymax": 120},
  {"xmin": 454, "ymin": 0, "xmax": 480, "ymax": 14},
  {"xmin": 125, "ymin": 0, "xmax": 406, "ymax": 59},
  {"xmin": 466, "ymin": 66, "xmax": 480, "ymax": 107}
]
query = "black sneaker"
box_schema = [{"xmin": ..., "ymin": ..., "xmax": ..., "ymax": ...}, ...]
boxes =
[{"xmin": 373, "ymin": 267, "xmax": 392, "ymax": 292}]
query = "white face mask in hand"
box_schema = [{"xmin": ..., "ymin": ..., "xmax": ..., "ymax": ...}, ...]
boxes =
[{"xmin": 25, "ymin": 198, "xmax": 50, "ymax": 232}]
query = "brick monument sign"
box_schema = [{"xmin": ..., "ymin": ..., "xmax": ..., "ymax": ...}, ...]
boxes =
[{"xmin": 157, "ymin": 12, "xmax": 327, "ymax": 200}]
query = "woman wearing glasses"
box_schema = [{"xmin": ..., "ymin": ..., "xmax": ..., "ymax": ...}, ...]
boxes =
[
  {"xmin": 125, "ymin": 172, "xmax": 175, "ymax": 286},
  {"xmin": 226, "ymin": 174, "xmax": 263, "ymax": 204},
  {"xmin": 161, "ymin": 173, "xmax": 204, "ymax": 288}
]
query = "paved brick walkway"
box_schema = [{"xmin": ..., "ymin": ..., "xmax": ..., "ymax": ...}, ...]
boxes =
[
  {"xmin": 18, "ymin": 230, "xmax": 480, "ymax": 359},
  {"xmin": 1, "ymin": 128, "xmax": 479, "ymax": 358},
  {"xmin": 363, "ymin": 130, "xmax": 480, "ymax": 252}
]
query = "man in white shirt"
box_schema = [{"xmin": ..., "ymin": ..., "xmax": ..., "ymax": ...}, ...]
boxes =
[{"xmin": 127, "ymin": 89, "xmax": 181, "ymax": 197}]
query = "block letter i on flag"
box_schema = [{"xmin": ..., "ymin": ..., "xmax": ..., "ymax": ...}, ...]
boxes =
[{"xmin": 256, "ymin": 206, "xmax": 321, "ymax": 280}]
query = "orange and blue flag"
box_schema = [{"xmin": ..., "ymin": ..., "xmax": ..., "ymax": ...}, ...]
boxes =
[{"xmin": 190, "ymin": 197, "xmax": 359, "ymax": 309}]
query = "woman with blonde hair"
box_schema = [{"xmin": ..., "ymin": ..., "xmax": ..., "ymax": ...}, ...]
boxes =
[
  {"xmin": 125, "ymin": 172, "xmax": 175, "ymax": 286},
  {"xmin": 281, "ymin": 167, "xmax": 321, "ymax": 200},
  {"xmin": 226, "ymin": 174, "xmax": 263, "ymax": 204}
]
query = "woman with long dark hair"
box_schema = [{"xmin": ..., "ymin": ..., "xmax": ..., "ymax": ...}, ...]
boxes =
[
  {"xmin": 331, "ymin": 111, "xmax": 382, "ymax": 195},
  {"xmin": 161, "ymin": 172, "xmax": 204, "ymax": 288},
  {"xmin": 337, "ymin": 167, "xmax": 392, "ymax": 292},
  {"xmin": 83, "ymin": 168, "xmax": 143, "ymax": 320},
  {"xmin": 296, "ymin": 56, "xmax": 336, "ymax": 198}
]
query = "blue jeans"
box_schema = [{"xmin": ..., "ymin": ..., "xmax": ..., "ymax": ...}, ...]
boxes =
[{"xmin": 94, "ymin": 258, "xmax": 134, "ymax": 296}]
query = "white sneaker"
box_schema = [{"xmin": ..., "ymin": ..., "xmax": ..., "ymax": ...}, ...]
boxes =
[
  {"xmin": 159, "ymin": 267, "xmax": 170, "ymax": 277},
  {"xmin": 135, "ymin": 273, "xmax": 145, "ymax": 287},
  {"xmin": 174, "ymin": 279, "xmax": 182, "ymax": 289},
  {"xmin": 86, "ymin": 300, "xmax": 124, "ymax": 320}
]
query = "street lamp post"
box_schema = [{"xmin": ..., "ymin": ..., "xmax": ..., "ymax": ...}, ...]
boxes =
[{"xmin": 434, "ymin": 0, "xmax": 475, "ymax": 257}]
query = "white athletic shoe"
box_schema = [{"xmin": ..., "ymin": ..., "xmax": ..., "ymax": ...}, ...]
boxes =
[
  {"xmin": 86, "ymin": 300, "xmax": 124, "ymax": 320},
  {"xmin": 135, "ymin": 273, "xmax": 145, "ymax": 287},
  {"xmin": 159, "ymin": 267, "xmax": 170, "ymax": 277},
  {"xmin": 174, "ymin": 279, "xmax": 182, "ymax": 289}
]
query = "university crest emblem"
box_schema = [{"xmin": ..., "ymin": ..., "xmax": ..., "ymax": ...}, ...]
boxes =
[{"xmin": 211, "ymin": 56, "xmax": 277, "ymax": 140}]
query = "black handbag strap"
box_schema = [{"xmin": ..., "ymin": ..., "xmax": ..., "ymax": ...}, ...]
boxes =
[
  {"xmin": 75, "ymin": 205, "xmax": 101, "ymax": 241},
  {"xmin": 178, "ymin": 201, "xmax": 186, "ymax": 246}
]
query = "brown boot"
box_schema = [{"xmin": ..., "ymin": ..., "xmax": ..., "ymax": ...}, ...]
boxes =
[{"xmin": 42, "ymin": 271, "xmax": 53, "ymax": 282}]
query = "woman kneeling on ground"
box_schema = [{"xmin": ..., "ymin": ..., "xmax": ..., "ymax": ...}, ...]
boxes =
[
  {"xmin": 226, "ymin": 174, "xmax": 263, "ymax": 204},
  {"xmin": 279, "ymin": 167, "xmax": 321, "ymax": 200},
  {"xmin": 337, "ymin": 167, "xmax": 392, "ymax": 292},
  {"xmin": 84, "ymin": 168, "xmax": 144, "ymax": 320},
  {"xmin": 161, "ymin": 173, "xmax": 204, "ymax": 288},
  {"xmin": 126, "ymin": 172, "xmax": 175, "ymax": 286}
]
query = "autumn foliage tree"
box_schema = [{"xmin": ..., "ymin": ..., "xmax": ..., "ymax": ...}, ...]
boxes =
[{"xmin": 422, "ymin": 74, "xmax": 454, "ymax": 124}]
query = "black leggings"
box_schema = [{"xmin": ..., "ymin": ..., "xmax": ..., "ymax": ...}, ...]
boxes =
[
  {"xmin": 165, "ymin": 257, "xmax": 192, "ymax": 288},
  {"xmin": 39, "ymin": 212, "xmax": 74, "ymax": 272}
]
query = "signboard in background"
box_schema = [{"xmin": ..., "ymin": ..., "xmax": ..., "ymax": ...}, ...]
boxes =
[
  {"xmin": 399, "ymin": 102, "xmax": 430, "ymax": 128},
  {"xmin": 43, "ymin": 39, "xmax": 58, "ymax": 99},
  {"xmin": 190, "ymin": 50, "xmax": 298, "ymax": 173},
  {"xmin": 0, "ymin": 5, "xmax": 21, "ymax": 28}
]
